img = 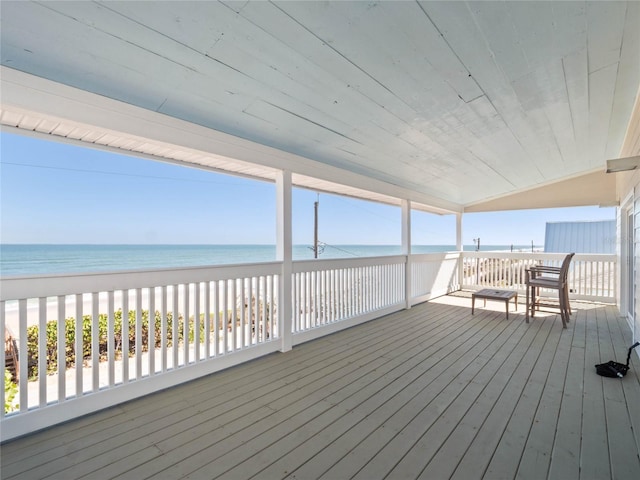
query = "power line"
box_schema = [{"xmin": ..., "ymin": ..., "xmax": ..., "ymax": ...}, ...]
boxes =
[
  {"xmin": 0, "ymin": 161, "xmax": 254, "ymax": 187},
  {"xmin": 320, "ymin": 243, "xmax": 359, "ymax": 257},
  {"xmin": 330, "ymin": 195, "xmax": 398, "ymax": 225}
]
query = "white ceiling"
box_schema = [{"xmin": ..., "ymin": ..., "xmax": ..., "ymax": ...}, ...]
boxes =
[{"xmin": 1, "ymin": 1, "xmax": 639, "ymax": 212}]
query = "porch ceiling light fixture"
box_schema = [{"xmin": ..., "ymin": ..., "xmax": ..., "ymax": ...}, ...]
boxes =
[{"xmin": 605, "ymin": 155, "xmax": 640, "ymax": 173}]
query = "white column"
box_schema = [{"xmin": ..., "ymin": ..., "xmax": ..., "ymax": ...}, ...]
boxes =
[
  {"xmin": 457, "ymin": 212, "xmax": 464, "ymax": 290},
  {"xmin": 276, "ymin": 170, "xmax": 293, "ymax": 352},
  {"xmin": 402, "ymin": 200, "xmax": 412, "ymax": 309}
]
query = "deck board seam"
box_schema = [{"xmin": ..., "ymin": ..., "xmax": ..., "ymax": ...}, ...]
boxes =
[
  {"xmin": 1, "ymin": 303, "xmax": 457, "ymax": 475},
  {"xmin": 394, "ymin": 316, "xmax": 541, "ymax": 479},
  {"xmin": 1, "ymin": 300, "xmax": 637, "ymax": 480},
  {"xmin": 105, "ymin": 303, "xmax": 489, "ymax": 479},
  {"xmin": 451, "ymin": 313, "xmax": 557, "ymax": 479},
  {"xmin": 263, "ymin": 313, "xmax": 520, "ymax": 480},
  {"xmin": 179, "ymin": 310, "xmax": 516, "ymax": 478},
  {"xmin": 515, "ymin": 312, "xmax": 576, "ymax": 479},
  {"xmin": 343, "ymin": 316, "xmax": 526, "ymax": 479},
  {"xmin": 414, "ymin": 312, "xmax": 549, "ymax": 479}
]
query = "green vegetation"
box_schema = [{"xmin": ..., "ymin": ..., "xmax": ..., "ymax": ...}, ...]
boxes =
[
  {"xmin": 4, "ymin": 369, "xmax": 19, "ymax": 413},
  {"xmin": 21, "ymin": 300, "xmax": 272, "ymax": 382},
  {"xmin": 24, "ymin": 309, "xmax": 198, "ymax": 380}
]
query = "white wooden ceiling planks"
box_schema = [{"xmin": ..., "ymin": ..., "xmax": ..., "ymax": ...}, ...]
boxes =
[
  {"xmin": 266, "ymin": 1, "xmax": 522, "ymax": 199},
  {"xmin": 0, "ymin": 0, "xmax": 638, "ymax": 209},
  {"xmin": 606, "ymin": 1, "xmax": 640, "ymax": 162}
]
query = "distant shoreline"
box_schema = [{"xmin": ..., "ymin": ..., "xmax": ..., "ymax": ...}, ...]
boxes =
[
  {"xmin": 0, "ymin": 244, "xmax": 539, "ymax": 277},
  {"xmin": 1, "ymin": 245, "xmax": 540, "ymax": 335},
  {"xmin": 0, "ymin": 243, "xmax": 538, "ymax": 247}
]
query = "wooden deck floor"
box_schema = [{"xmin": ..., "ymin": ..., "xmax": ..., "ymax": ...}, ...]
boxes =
[{"xmin": 1, "ymin": 293, "xmax": 639, "ymax": 480}]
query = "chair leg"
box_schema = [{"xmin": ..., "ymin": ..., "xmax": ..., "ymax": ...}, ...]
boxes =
[
  {"xmin": 564, "ymin": 285, "xmax": 572, "ymax": 316},
  {"xmin": 529, "ymin": 287, "xmax": 537, "ymax": 317},
  {"xmin": 526, "ymin": 284, "xmax": 536, "ymax": 323},
  {"xmin": 557, "ymin": 285, "xmax": 570, "ymax": 324},
  {"xmin": 527, "ymin": 284, "xmax": 571, "ymax": 327},
  {"xmin": 529, "ymin": 285, "xmax": 536, "ymax": 321},
  {"xmin": 558, "ymin": 286, "xmax": 569, "ymax": 328},
  {"xmin": 525, "ymin": 284, "xmax": 530, "ymax": 323}
]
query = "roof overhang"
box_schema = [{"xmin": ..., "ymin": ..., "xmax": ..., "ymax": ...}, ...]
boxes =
[
  {"xmin": 0, "ymin": 66, "xmax": 460, "ymax": 215},
  {"xmin": 464, "ymin": 169, "xmax": 618, "ymax": 212},
  {"xmin": 2, "ymin": 1, "xmax": 638, "ymax": 216}
]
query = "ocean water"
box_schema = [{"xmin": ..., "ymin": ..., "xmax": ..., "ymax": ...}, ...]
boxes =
[{"xmin": 0, "ymin": 244, "xmax": 530, "ymax": 276}]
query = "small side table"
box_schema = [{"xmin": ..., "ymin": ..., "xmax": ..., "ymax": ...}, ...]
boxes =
[{"xmin": 472, "ymin": 289, "xmax": 518, "ymax": 319}]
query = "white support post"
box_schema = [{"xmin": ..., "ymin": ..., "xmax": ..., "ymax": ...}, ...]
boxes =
[
  {"xmin": 402, "ymin": 200, "xmax": 412, "ymax": 309},
  {"xmin": 276, "ymin": 170, "xmax": 293, "ymax": 352},
  {"xmin": 457, "ymin": 212, "xmax": 464, "ymax": 290}
]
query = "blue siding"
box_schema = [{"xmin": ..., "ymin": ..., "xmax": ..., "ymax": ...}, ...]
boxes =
[{"xmin": 544, "ymin": 220, "xmax": 615, "ymax": 253}]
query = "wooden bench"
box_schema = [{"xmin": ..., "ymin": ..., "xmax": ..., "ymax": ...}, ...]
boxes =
[{"xmin": 472, "ymin": 289, "xmax": 518, "ymax": 319}]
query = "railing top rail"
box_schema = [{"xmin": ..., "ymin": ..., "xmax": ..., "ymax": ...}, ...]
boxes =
[
  {"xmin": 0, "ymin": 261, "xmax": 282, "ymax": 301},
  {"xmin": 462, "ymin": 251, "xmax": 616, "ymax": 261},
  {"xmin": 410, "ymin": 251, "xmax": 461, "ymax": 261},
  {"xmin": 292, "ymin": 255, "xmax": 406, "ymax": 273},
  {"xmin": 1, "ymin": 251, "xmax": 618, "ymax": 301}
]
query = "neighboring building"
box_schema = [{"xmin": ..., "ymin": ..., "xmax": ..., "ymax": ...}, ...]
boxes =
[{"xmin": 544, "ymin": 220, "xmax": 616, "ymax": 254}]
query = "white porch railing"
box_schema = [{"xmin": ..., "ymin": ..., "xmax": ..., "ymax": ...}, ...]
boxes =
[
  {"xmin": 410, "ymin": 252, "xmax": 461, "ymax": 304},
  {"xmin": 291, "ymin": 256, "xmax": 408, "ymax": 345},
  {"xmin": 0, "ymin": 251, "xmax": 616, "ymax": 441},
  {"xmin": 461, "ymin": 252, "xmax": 617, "ymax": 301},
  {"xmin": 1, "ymin": 263, "xmax": 283, "ymax": 441}
]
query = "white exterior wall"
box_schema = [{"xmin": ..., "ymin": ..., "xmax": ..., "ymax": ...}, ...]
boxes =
[{"xmin": 616, "ymin": 171, "xmax": 640, "ymax": 346}]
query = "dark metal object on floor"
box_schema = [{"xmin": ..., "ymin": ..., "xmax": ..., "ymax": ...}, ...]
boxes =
[{"xmin": 595, "ymin": 342, "xmax": 640, "ymax": 378}]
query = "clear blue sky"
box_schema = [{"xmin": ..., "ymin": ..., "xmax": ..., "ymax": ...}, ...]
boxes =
[{"xmin": 0, "ymin": 131, "xmax": 615, "ymax": 246}]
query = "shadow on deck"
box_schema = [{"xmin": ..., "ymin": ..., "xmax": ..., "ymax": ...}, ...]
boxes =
[{"xmin": 1, "ymin": 294, "xmax": 639, "ymax": 479}]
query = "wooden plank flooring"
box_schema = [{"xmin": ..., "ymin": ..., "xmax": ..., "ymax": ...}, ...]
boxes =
[{"xmin": 1, "ymin": 293, "xmax": 639, "ymax": 480}]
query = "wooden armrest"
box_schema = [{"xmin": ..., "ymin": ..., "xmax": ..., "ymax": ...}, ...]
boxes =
[
  {"xmin": 527, "ymin": 265, "xmax": 561, "ymax": 282},
  {"xmin": 529, "ymin": 265, "xmax": 561, "ymax": 274}
]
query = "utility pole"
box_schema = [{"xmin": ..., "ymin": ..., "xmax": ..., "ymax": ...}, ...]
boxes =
[
  {"xmin": 314, "ymin": 195, "xmax": 319, "ymax": 259},
  {"xmin": 473, "ymin": 237, "xmax": 480, "ymax": 285}
]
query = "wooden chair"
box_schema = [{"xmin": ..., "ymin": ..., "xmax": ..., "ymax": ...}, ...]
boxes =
[{"xmin": 525, "ymin": 253, "xmax": 574, "ymax": 328}]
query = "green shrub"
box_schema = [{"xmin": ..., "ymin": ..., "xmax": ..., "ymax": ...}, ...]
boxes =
[
  {"xmin": 4, "ymin": 369, "xmax": 19, "ymax": 413},
  {"xmin": 23, "ymin": 304, "xmax": 268, "ymax": 380},
  {"xmin": 25, "ymin": 309, "xmax": 183, "ymax": 380}
]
